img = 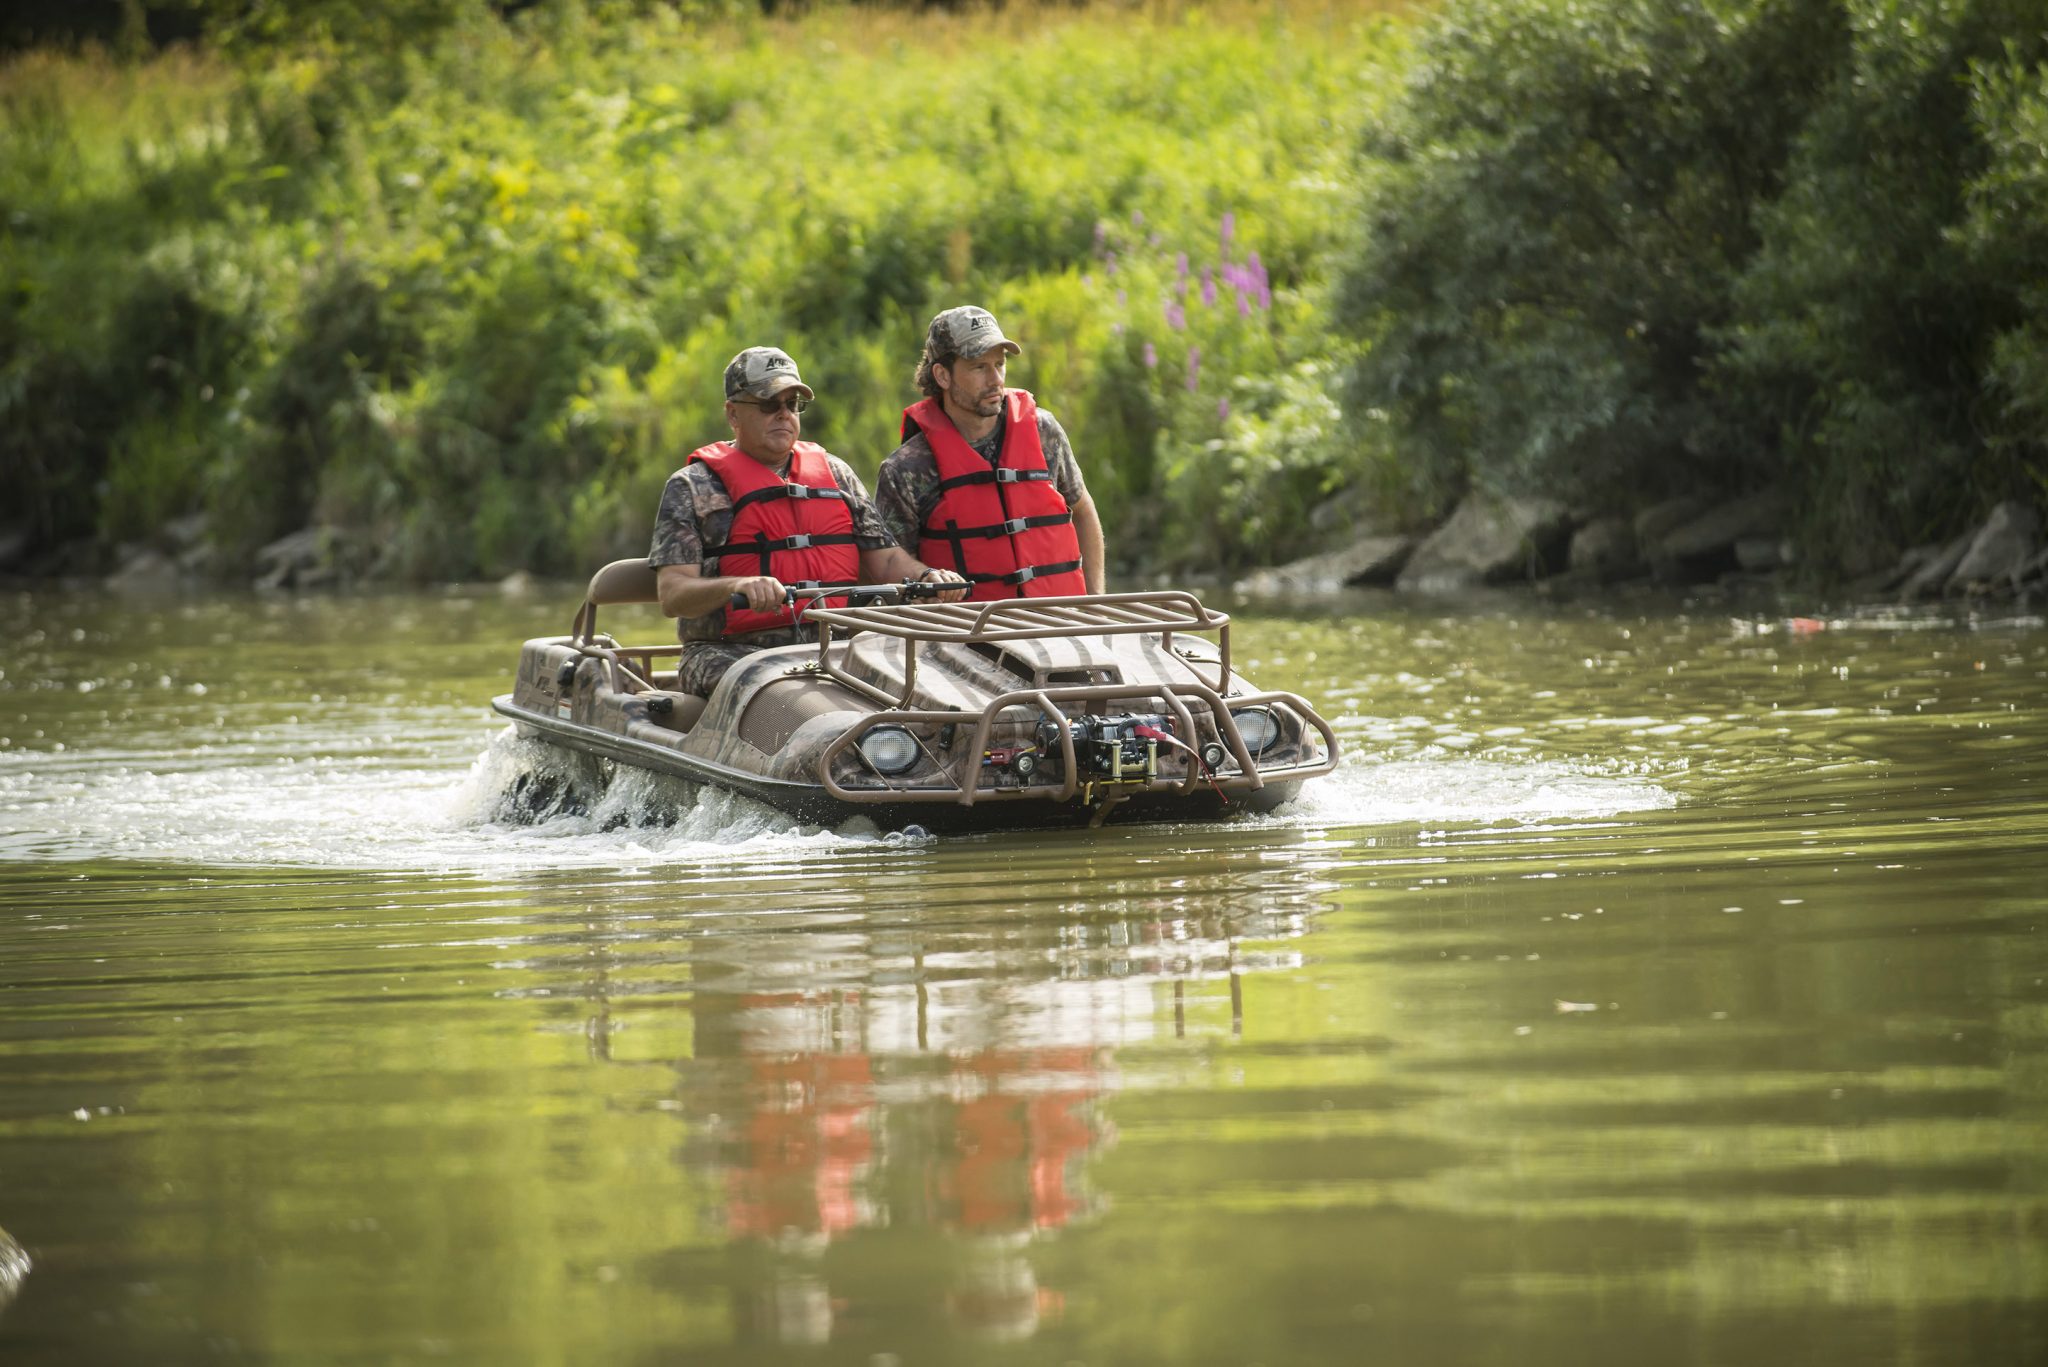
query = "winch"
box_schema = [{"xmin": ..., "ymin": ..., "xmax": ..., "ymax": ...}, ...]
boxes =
[{"xmin": 1034, "ymin": 712, "xmax": 1176, "ymax": 781}]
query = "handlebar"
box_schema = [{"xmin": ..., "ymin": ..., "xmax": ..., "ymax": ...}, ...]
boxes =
[{"xmin": 728, "ymin": 579, "xmax": 951, "ymax": 610}]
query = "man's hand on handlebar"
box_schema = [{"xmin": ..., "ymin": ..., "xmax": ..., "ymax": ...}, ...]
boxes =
[
  {"xmin": 727, "ymin": 572, "xmax": 973, "ymax": 610},
  {"xmin": 728, "ymin": 575, "xmax": 786, "ymax": 612},
  {"xmin": 917, "ymin": 567, "xmax": 970, "ymax": 603}
]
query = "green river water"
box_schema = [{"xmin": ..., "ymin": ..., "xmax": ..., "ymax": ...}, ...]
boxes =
[{"xmin": 0, "ymin": 584, "xmax": 2044, "ymax": 1366}]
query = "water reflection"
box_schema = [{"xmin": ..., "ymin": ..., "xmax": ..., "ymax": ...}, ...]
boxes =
[{"xmin": 539, "ymin": 889, "xmax": 1319, "ymax": 1347}]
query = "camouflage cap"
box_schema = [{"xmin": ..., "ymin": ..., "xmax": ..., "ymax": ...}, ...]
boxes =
[
  {"xmin": 926, "ymin": 305, "xmax": 1021, "ymax": 360},
  {"xmin": 723, "ymin": 346, "xmax": 815, "ymax": 401}
]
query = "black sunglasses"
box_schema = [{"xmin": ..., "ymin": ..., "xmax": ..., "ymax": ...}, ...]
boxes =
[{"xmin": 736, "ymin": 395, "xmax": 810, "ymax": 415}]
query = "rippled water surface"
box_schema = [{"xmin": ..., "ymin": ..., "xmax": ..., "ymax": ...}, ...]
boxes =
[{"xmin": 2, "ymin": 584, "xmax": 2045, "ymax": 1365}]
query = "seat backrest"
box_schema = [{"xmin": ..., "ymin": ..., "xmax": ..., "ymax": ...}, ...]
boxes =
[
  {"xmin": 573, "ymin": 559, "xmax": 661, "ymax": 644},
  {"xmin": 586, "ymin": 558, "xmax": 658, "ymax": 606}
]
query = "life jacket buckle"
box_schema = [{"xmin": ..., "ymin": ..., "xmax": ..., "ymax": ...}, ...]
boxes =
[
  {"xmin": 785, "ymin": 484, "xmax": 811, "ymax": 499},
  {"xmin": 1001, "ymin": 517, "xmax": 1028, "ymax": 535},
  {"xmin": 788, "ymin": 534, "xmax": 813, "ymax": 549},
  {"xmin": 1014, "ymin": 566, "xmax": 1038, "ymax": 583},
  {"xmin": 994, "ymin": 468, "xmax": 1022, "ymax": 483}
]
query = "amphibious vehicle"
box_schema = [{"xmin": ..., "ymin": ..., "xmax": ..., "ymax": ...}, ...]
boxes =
[{"xmin": 491, "ymin": 560, "xmax": 1340, "ymax": 831}]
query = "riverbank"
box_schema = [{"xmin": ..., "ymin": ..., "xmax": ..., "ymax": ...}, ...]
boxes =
[
  {"xmin": 3, "ymin": 1, "xmax": 1409, "ymax": 584},
  {"xmin": 6, "ymin": 0, "xmax": 2044, "ymax": 595}
]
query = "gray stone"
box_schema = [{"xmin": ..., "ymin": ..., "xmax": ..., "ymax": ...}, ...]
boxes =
[
  {"xmin": 1396, "ymin": 494, "xmax": 1574, "ymax": 593},
  {"xmin": 1633, "ymin": 495, "xmax": 1713, "ymax": 548},
  {"xmin": 163, "ymin": 512, "xmax": 210, "ymax": 550},
  {"xmin": 1897, "ymin": 533, "xmax": 1973, "ymax": 600},
  {"xmin": 1858, "ymin": 542, "xmax": 1941, "ymax": 596},
  {"xmin": 255, "ymin": 526, "xmax": 360, "ymax": 591},
  {"xmin": 1566, "ymin": 516, "xmax": 1638, "ymax": 580},
  {"xmin": 176, "ymin": 541, "xmax": 220, "ymax": 577},
  {"xmin": 1654, "ymin": 489, "xmax": 1786, "ymax": 562},
  {"xmin": 1734, "ymin": 536, "xmax": 1793, "ymax": 572},
  {"xmin": 1946, "ymin": 500, "xmax": 2040, "ymax": 594},
  {"xmin": 106, "ymin": 547, "xmax": 183, "ymax": 594},
  {"xmin": 1235, "ymin": 535, "xmax": 1416, "ymax": 595},
  {"xmin": 2021, "ymin": 546, "xmax": 2048, "ymax": 586}
]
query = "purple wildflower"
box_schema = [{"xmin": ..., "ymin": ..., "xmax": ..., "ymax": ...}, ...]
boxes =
[
  {"xmin": 1220, "ymin": 211, "xmax": 1235, "ymax": 245},
  {"xmin": 1217, "ymin": 397, "xmax": 1231, "ymax": 421},
  {"xmin": 1186, "ymin": 346, "xmax": 1202, "ymax": 392},
  {"xmin": 1132, "ymin": 209, "xmax": 1145, "ymax": 226},
  {"xmin": 1164, "ymin": 299, "xmax": 1186, "ymax": 331},
  {"xmin": 1200, "ymin": 267, "xmax": 1216, "ymax": 308},
  {"xmin": 1093, "ymin": 220, "xmax": 1107, "ymax": 249},
  {"xmin": 1116, "ymin": 288, "xmax": 1127, "ymax": 308},
  {"xmin": 1237, "ymin": 292, "xmax": 1252, "ymax": 319},
  {"xmin": 1142, "ymin": 341, "xmax": 1157, "ymax": 369}
]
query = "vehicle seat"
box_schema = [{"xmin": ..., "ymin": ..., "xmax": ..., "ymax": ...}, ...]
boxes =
[
  {"xmin": 586, "ymin": 558, "xmax": 659, "ymax": 606},
  {"xmin": 647, "ymin": 690, "xmax": 707, "ymax": 733},
  {"xmin": 573, "ymin": 558, "xmax": 662, "ymax": 643}
]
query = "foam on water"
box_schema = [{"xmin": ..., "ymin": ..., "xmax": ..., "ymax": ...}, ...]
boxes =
[
  {"xmin": 0, "ymin": 723, "xmax": 906, "ymax": 872},
  {"xmin": 0, "ymin": 712, "xmax": 1676, "ymax": 871},
  {"xmin": 1279, "ymin": 751, "xmax": 1678, "ymax": 829}
]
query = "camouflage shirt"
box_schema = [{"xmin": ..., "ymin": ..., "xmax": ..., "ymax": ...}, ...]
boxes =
[
  {"xmin": 875, "ymin": 405, "xmax": 1087, "ymax": 555},
  {"xmin": 648, "ymin": 448, "xmax": 893, "ymax": 644}
]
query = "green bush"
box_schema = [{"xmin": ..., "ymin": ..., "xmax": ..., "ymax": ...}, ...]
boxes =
[
  {"xmin": 1336, "ymin": 0, "xmax": 2048, "ymax": 573},
  {"xmin": 3, "ymin": 1, "xmax": 1407, "ymax": 578}
]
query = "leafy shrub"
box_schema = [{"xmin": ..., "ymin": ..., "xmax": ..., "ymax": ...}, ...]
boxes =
[
  {"xmin": 1336, "ymin": 0, "xmax": 1841, "ymax": 514},
  {"xmin": 1336, "ymin": 0, "xmax": 2048, "ymax": 573},
  {"xmin": 5, "ymin": 1, "xmax": 1406, "ymax": 579}
]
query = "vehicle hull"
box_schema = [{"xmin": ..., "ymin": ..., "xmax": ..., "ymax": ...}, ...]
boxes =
[{"xmin": 492, "ymin": 695, "xmax": 1302, "ymax": 832}]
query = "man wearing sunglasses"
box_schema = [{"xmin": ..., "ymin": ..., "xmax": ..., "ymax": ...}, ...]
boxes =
[
  {"xmin": 876, "ymin": 306, "xmax": 1105, "ymax": 602},
  {"xmin": 650, "ymin": 346, "xmax": 966, "ymax": 696}
]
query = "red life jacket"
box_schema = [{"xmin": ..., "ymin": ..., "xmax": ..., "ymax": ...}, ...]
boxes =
[
  {"xmin": 901, "ymin": 390, "xmax": 1086, "ymax": 601},
  {"xmin": 689, "ymin": 440, "xmax": 861, "ymax": 636}
]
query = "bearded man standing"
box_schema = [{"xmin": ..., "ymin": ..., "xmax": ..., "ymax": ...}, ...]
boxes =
[{"xmin": 875, "ymin": 307, "xmax": 1106, "ymax": 601}]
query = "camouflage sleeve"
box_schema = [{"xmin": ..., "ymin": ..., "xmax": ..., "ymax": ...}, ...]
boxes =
[
  {"xmin": 873, "ymin": 439, "xmax": 939, "ymax": 552},
  {"xmin": 826, "ymin": 455, "xmax": 893, "ymax": 549},
  {"xmin": 1038, "ymin": 410, "xmax": 1089, "ymax": 505},
  {"xmin": 648, "ymin": 470, "xmax": 703, "ymax": 568}
]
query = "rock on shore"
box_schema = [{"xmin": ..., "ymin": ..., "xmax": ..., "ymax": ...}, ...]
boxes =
[{"xmin": 1242, "ymin": 489, "xmax": 2045, "ymax": 601}]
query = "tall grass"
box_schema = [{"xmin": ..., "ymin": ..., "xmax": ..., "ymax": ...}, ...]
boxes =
[{"xmin": 2, "ymin": 1, "xmax": 1410, "ymax": 579}]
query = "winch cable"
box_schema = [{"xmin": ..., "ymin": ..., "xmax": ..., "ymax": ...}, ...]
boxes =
[{"xmin": 1129, "ymin": 722, "xmax": 1229, "ymax": 805}]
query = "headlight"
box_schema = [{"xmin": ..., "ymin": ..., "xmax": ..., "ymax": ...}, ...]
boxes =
[
  {"xmin": 1229, "ymin": 707, "xmax": 1282, "ymax": 755},
  {"xmin": 858, "ymin": 725, "xmax": 921, "ymax": 775}
]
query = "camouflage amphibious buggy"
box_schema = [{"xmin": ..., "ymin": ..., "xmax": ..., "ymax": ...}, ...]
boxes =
[{"xmin": 493, "ymin": 559, "xmax": 1340, "ymax": 831}]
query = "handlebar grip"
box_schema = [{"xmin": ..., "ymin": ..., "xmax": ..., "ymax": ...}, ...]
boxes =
[{"xmin": 728, "ymin": 591, "xmax": 748, "ymax": 609}]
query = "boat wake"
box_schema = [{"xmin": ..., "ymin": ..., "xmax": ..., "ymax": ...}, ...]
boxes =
[
  {"xmin": 0, "ymin": 723, "xmax": 916, "ymax": 874},
  {"xmin": 1275, "ymin": 752, "xmax": 1677, "ymax": 829},
  {"xmin": 0, "ymin": 719, "xmax": 1675, "ymax": 874}
]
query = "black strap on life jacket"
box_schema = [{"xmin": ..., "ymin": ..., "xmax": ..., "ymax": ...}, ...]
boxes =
[
  {"xmin": 920, "ymin": 511, "xmax": 1072, "ymax": 544},
  {"xmin": 704, "ymin": 530, "xmax": 862, "ymax": 577},
  {"xmin": 934, "ymin": 466, "xmax": 1054, "ymax": 495},
  {"xmin": 959, "ymin": 559, "xmax": 1085, "ymax": 588},
  {"xmin": 728, "ymin": 482, "xmax": 852, "ymax": 516}
]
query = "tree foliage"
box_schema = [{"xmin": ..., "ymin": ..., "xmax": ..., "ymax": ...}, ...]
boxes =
[
  {"xmin": 1, "ymin": 2, "xmax": 1402, "ymax": 578},
  {"xmin": 1337, "ymin": 0, "xmax": 2048, "ymax": 570}
]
